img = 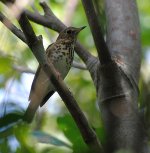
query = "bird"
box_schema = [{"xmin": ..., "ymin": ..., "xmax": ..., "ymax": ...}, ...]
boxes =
[{"xmin": 23, "ymin": 26, "xmax": 86, "ymax": 123}]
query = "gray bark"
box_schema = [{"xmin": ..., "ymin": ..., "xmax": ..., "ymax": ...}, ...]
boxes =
[{"xmin": 91, "ymin": 0, "xmax": 148, "ymax": 152}]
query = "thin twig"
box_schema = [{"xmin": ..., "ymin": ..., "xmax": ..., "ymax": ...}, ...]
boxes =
[
  {"xmin": 31, "ymin": 4, "xmax": 57, "ymax": 43},
  {"xmin": 25, "ymin": 3, "xmax": 65, "ymax": 32},
  {"xmin": 18, "ymin": 12, "xmax": 103, "ymax": 153},
  {"xmin": 13, "ymin": 62, "xmax": 86, "ymax": 75},
  {"xmin": 0, "ymin": 12, "xmax": 26, "ymax": 43},
  {"xmin": 0, "ymin": 0, "xmax": 15, "ymax": 4},
  {"xmin": 81, "ymin": 0, "xmax": 112, "ymax": 65},
  {"xmin": 13, "ymin": 65, "xmax": 35, "ymax": 74},
  {"xmin": 72, "ymin": 61, "xmax": 87, "ymax": 70}
]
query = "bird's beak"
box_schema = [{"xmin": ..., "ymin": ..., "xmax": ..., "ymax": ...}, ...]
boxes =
[{"xmin": 76, "ymin": 26, "xmax": 86, "ymax": 34}]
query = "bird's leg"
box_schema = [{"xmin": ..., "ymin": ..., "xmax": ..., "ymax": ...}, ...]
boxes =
[{"xmin": 55, "ymin": 70, "xmax": 61, "ymax": 80}]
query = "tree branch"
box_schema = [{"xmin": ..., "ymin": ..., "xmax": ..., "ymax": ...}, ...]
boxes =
[
  {"xmin": 17, "ymin": 12, "xmax": 103, "ymax": 153},
  {"xmin": 13, "ymin": 65, "xmax": 35, "ymax": 74},
  {"xmin": 105, "ymin": 0, "xmax": 141, "ymax": 83},
  {"xmin": 0, "ymin": 12, "xmax": 26, "ymax": 43},
  {"xmin": 25, "ymin": 2, "xmax": 96, "ymax": 67},
  {"xmin": 81, "ymin": 0, "xmax": 112, "ymax": 65},
  {"xmin": 72, "ymin": 61, "xmax": 87, "ymax": 70}
]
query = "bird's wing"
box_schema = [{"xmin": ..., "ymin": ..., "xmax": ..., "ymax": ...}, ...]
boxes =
[
  {"xmin": 40, "ymin": 90, "xmax": 55, "ymax": 107},
  {"xmin": 24, "ymin": 43, "xmax": 56, "ymax": 123},
  {"xmin": 28, "ymin": 43, "xmax": 55, "ymax": 102},
  {"xmin": 28, "ymin": 43, "xmax": 54, "ymax": 98},
  {"xmin": 28, "ymin": 66, "xmax": 40, "ymax": 101}
]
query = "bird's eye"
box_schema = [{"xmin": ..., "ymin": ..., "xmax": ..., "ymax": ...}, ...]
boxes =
[{"xmin": 66, "ymin": 30, "xmax": 72, "ymax": 34}]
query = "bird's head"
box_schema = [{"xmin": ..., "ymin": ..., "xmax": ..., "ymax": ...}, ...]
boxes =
[{"xmin": 57, "ymin": 26, "xmax": 86, "ymax": 42}]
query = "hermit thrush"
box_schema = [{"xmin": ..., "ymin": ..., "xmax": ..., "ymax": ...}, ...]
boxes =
[{"xmin": 24, "ymin": 26, "xmax": 86, "ymax": 123}]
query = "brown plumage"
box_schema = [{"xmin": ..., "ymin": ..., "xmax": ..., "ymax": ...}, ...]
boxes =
[{"xmin": 23, "ymin": 26, "xmax": 86, "ymax": 123}]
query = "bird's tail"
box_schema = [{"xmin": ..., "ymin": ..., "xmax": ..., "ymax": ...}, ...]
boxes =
[
  {"xmin": 23, "ymin": 67, "xmax": 52, "ymax": 123},
  {"xmin": 23, "ymin": 91, "xmax": 43, "ymax": 123},
  {"xmin": 23, "ymin": 102, "xmax": 39, "ymax": 123}
]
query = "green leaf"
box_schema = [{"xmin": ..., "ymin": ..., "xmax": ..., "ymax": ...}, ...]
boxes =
[
  {"xmin": 0, "ymin": 113, "xmax": 23, "ymax": 128},
  {"xmin": 0, "ymin": 56, "xmax": 13, "ymax": 74},
  {"xmin": 57, "ymin": 115, "xmax": 90, "ymax": 153},
  {"xmin": 141, "ymin": 28, "xmax": 150, "ymax": 46},
  {"xmin": 0, "ymin": 125, "xmax": 14, "ymax": 138},
  {"xmin": 32, "ymin": 131, "xmax": 71, "ymax": 148}
]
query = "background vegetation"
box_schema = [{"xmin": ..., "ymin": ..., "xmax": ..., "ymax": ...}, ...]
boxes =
[{"xmin": 0, "ymin": 0, "xmax": 150, "ymax": 153}]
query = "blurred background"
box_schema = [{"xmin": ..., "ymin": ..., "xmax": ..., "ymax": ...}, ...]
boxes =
[{"xmin": 0, "ymin": 0, "xmax": 150, "ymax": 153}]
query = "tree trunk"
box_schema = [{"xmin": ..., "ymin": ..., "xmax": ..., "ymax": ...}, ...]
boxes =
[{"xmin": 93, "ymin": 0, "xmax": 148, "ymax": 152}]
